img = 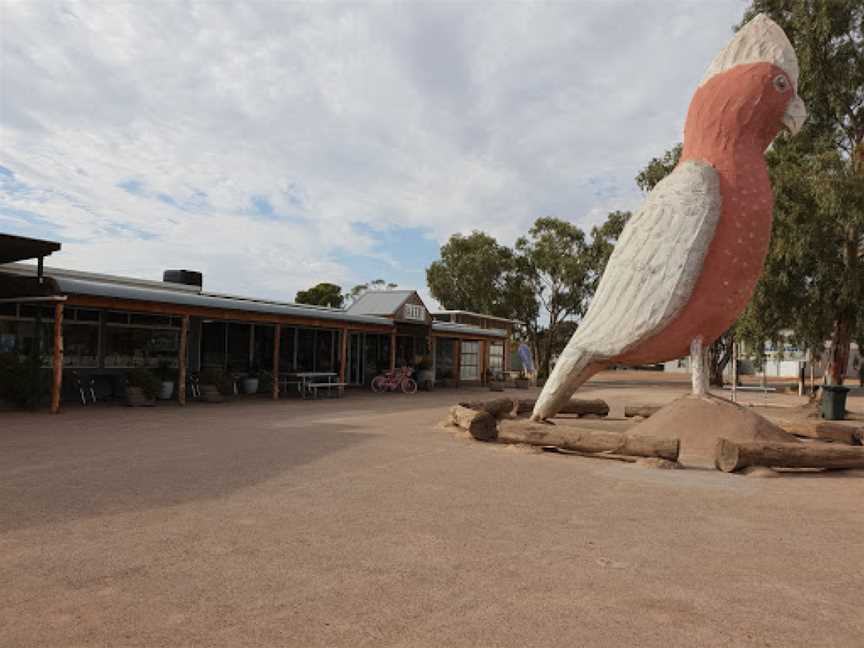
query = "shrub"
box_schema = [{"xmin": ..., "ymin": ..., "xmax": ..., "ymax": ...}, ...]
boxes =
[
  {"xmin": 0, "ymin": 353, "xmax": 47, "ymax": 407},
  {"xmin": 127, "ymin": 368, "xmax": 161, "ymax": 400}
]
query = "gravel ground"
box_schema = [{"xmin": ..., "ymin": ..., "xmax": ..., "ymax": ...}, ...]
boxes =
[{"xmin": 1, "ymin": 374, "xmax": 862, "ymax": 647}]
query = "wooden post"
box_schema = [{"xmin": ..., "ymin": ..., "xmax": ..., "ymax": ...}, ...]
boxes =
[
  {"xmin": 177, "ymin": 315, "xmax": 189, "ymax": 405},
  {"xmin": 389, "ymin": 331, "xmax": 396, "ymax": 371},
  {"xmin": 479, "ymin": 340, "xmax": 487, "ymax": 385},
  {"xmin": 339, "ymin": 327, "xmax": 349, "ymax": 383},
  {"xmin": 454, "ymin": 339, "xmax": 462, "ymax": 385},
  {"xmin": 50, "ymin": 302, "xmax": 64, "ymax": 414},
  {"xmin": 272, "ymin": 324, "xmax": 281, "ymax": 400},
  {"xmin": 430, "ymin": 336, "xmax": 437, "ymax": 379}
]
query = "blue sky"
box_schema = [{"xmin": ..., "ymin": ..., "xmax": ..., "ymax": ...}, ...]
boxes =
[{"xmin": 0, "ymin": 1, "xmax": 746, "ymax": 305}]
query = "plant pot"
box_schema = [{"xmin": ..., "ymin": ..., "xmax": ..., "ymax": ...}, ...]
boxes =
[
  {"xmin": 242, "ymin": 377, "xmax": 260, "ymax": 394},
  {"xmin": 514, "ymin": 379, "xmax": 530, "ymax": 389},
  {"xmin": 416, "ymin": 369, "xmax": 435, "ymax": 390},
  {"xmin": 158, "ymin": 381, "xmax": 174, "ymax": 400},
  {"xmin": 488, "ymin": 382, "xmax": 504, "ymax": 392}
]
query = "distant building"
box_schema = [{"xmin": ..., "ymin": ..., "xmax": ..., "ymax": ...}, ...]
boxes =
[{"xmin": 0, "ymin": 233, "xmax": 513, "ymax": 409}]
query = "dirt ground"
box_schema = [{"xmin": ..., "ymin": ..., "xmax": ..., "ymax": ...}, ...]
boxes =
[{"xmin": 1, "ymin": 372, "xmax": 863, "ymax": 647}]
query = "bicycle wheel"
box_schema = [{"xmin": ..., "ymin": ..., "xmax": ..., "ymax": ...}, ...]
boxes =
[
  {"xmin": 401, "ymin": 378, "xmax": 418, "ymax": 394},
  {"xmin": 371, "ymin": 375, "xmax": 387, "ymax": 393}
]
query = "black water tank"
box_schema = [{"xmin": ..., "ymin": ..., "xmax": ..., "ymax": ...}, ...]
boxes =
[{"xmin": 163, "ymin": 269, "xmax": 203, "ymax": 288}]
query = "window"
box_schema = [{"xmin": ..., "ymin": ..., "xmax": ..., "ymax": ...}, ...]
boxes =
[
  {"xmin": 105, "ymin": 319, "xmax": 179, "ymax": 368},
  {"xmin": 435, "ymin": 338, "xmax": 455, "ymax": 380},
  {"xmin": 403, "ymin": 303, "xmax": 426, "ymax": 321},
  {"xmin": 460, "ymin": 341, "xmax": 480, "ymax": 381},
  {"xmin": 226, "ymin": 323, "xmax": 251, "ymax": 371}
]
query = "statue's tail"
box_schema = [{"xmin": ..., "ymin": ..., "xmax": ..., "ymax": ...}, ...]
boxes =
[{"xmin": 530, "ymin": 345, "xmax": 605, "ymax": 421}]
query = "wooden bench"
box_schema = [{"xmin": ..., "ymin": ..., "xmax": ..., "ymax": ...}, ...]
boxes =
[{"xmin": 307, "ymin": 382, "xmax": 347, "ymax": 399}]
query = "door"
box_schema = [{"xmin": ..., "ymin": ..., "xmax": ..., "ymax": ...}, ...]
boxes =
[
  {"xmin": 348, "ymin": 333, "xmax": 365, "ymax": 385},
  {"xmin": 460, "ymin": 341, "xmax": 480, "ymax": 381}
]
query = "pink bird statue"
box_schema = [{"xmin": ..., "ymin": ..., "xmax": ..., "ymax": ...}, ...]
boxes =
[{"xmin": 532, "ymin": 14, "xmax": 807, "ymax": 422}]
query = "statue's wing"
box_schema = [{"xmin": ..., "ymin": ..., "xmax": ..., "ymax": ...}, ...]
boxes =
[{"xmin": 572, "ymin": 159, "xmax": 721, "ymax": 358}]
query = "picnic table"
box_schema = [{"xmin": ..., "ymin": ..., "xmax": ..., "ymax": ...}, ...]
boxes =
[{"xmin": 281, "ymin": 371, "xmax": 346, "ymax": 399}]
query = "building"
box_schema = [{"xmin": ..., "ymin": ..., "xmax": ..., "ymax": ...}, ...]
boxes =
[{"xmin": 0, "ymin": 234, "xmax": 513, "ymax": 411}]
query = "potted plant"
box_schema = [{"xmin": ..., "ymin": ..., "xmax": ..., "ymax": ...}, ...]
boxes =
[
  {"xmin": 156, "ymin": 360, "xmax": 175, "ymax": 400},
  {"xmin": 242, "ymin": 363, "xmax": 260, "ymax": 395},
  {"xmin": 415, "ymin": 355, "xmax": 434, "ymax": 390},
  {"xmin": 258, "ymin": 370, "xmax": 273, "ymax": 395},
  {"xmin": 126, "ymin": 368, "xmax": 160, "ymax": 406},
  {"xmin": 514, "ymin": 369, "xmax": 531, "ymax": 389}
]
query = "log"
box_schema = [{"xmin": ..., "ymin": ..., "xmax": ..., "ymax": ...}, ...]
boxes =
[
  {"xmin": 715, "ymin": 438, "xmax": 864, "ymax": 473},
  {"xmin": 448, "ymin": 405, "xmax": 497, "ymax": 441},
  {"xmin": 624, "ymin": 405, "xmax": 661, "ymax": 418},
  {"xmin": 459, "ymin": 398, "xmax": 515, "ymax": 419},
  {"xmin": 496, "ymin": 421, "xmax": 678, "ymax": 461},
  {"xmin": 515, "ymin": 398, "xmax": 609, "ymax": 417},
  {"xmin": 772, "ymin": 419, "xmax": 863, "ymax": 445}
]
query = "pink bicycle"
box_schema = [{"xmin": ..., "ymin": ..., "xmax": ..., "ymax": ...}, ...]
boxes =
[{"xmin": 371, "ymin": 366, "xmax": 418, "ymax": 394}]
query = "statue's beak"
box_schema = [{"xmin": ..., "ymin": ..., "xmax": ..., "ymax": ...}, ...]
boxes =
[{"xmin": 783, "ymin": 94, "xmax": 807, "ymax": 135}]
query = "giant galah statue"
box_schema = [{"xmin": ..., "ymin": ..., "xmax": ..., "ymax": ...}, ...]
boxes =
[{"xmin": 532, "ymin": 14, "xmax": 807, "ymax": 422}]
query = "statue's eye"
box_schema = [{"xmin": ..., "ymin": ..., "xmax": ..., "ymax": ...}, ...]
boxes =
[{"xmin": 773, "ymin": 75, "xmax": 790, "ymax": 92}]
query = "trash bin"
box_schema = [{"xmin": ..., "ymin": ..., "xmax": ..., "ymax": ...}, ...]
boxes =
[{"xmin": 820, "ymin": 385, "xmax": 849, "ymax": 420}]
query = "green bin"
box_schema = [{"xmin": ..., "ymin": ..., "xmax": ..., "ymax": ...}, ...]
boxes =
[{"xmin": 820, "ymin": 385, "xmax": 849, "ymax": 421}]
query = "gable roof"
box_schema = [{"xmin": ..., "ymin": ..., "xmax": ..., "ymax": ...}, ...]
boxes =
[{"xmin": 345, "ymin": 290, "xmax": 419, "ymax": 317}]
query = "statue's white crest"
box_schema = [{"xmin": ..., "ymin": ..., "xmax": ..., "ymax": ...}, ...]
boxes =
[{"xmin": 700, "ymin": 14, "xmax": 799, "ymax": 89}]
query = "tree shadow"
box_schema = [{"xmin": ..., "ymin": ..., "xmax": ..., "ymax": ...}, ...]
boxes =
[{"xmin": 0, "ymin": 402, "xmax": 373, "ymax": 532}]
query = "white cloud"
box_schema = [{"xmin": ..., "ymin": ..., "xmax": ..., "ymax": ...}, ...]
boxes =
[{"xmin": 1, "ymin": 0, "xmax": 745, "ymax": 299}]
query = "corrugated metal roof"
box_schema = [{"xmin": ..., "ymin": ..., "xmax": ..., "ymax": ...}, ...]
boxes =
[
  {"xmin": 49, "ymin": 275, "xmax": 394, "ymax": 326},
  {"xmin": 346, "ymin": 290, "xmax": 414, "ymax": 316},
  {"xmin": 432, "ymin": 321, "xmax": 507, "ymax": 338},
  {"xmin": 433, "ymin": 309, "xmax": 519, "ymax": 324}
]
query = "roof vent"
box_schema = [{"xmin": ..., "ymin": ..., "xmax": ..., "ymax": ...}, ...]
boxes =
[{"xmin": 163, "ymin": 269, "xmax": 203, "ymax": 288}]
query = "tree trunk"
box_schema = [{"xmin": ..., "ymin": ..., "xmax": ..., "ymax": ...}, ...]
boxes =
[
  {"xmin": 513, "ymin": 397, "xmax": 609, "ymax": 417},
  {"xmin": 828, "ymin": 316, "xmax": 851, "ymax": 386},
  {"xmin": 496, "ymin": 421, "xmax": 678, "ymax": 461},
  {"xmin": 708, "ymin": 332, "xmax": 733, "ymax": 387},
  {"xmin": 715, "ymin": 438, "xmax": 864, "ymax": 473},
  {"xmin": 459, "ymin": 398, "xmax": 516, "ymax": 419},
  {"xmin": 828, "ymin": 224, "xmax": 861, "ymax": 385},
  {"xmin": 624, "ymin": 405, "xmax": 661, "ymax": 418},
  {"xmin": 774, "ymin": 419, "xmax": 863, "ymax": 445},
  {"xmin": 448, "ymin": 405, "xmax": 497, "ymax": 441}
]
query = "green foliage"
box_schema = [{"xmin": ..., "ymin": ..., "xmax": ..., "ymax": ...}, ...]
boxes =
[
  {"xmin": 426, "ymin": 231, "xmax": 521, "ymax": 317},
  {"xmin": 515, "ymin": 217, "xmax": 594, "ymax": 376},
  {"xmin": 585, "ymin": 210, "xmax": 631, "ymax": 291},
  {"xmin": 635, "ymin": 144, "xmax": 682, "ymax": 192},
  {"xmin": 425, "ymin": 212, "xmax": 631, "ymax": 379},
  {"xmin": 348, "ymin": 279, "xmax": 398, "ymax": 303},
  {"xmin": 630, "ymin": 2, "xmax": 864, "ymax": 383},
  {"xmin": 127, "ymin": 368, "xmax": 162, "ymax": 400},
  {"xmin": 735, "ymin": 0, "xmax": 864, "ymax": 381},
  {"xmin": 0, "ymin": 352, "xmax": 46, "ymax": 407},
  {"xmin": 295, "ymin": 282, "xmax": 344, "ymax": 308}
]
